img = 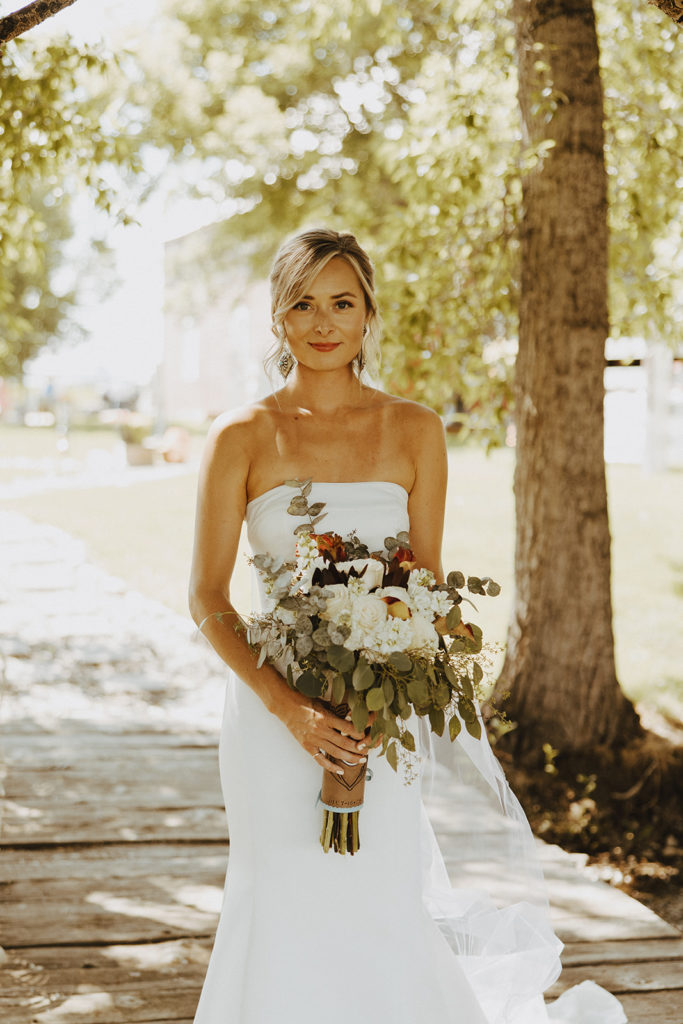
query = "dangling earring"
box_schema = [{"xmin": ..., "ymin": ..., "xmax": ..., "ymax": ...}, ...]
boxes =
[
  {"xmin": 357, "ymin": 324, "xmax": 368, "ymax": 375},
  {"xmin": 278, "ymin": 346, "xmax": 295, "ymax": 379}
]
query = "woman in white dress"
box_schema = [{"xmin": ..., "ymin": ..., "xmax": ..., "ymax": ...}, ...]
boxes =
[{"xmin": 188, "ymin": 228, "xmax": 626, "ymax": 1023}]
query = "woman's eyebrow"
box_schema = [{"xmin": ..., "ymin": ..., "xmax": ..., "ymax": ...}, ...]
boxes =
[{"xmin": 301, "ymin": 290, "xmax": 359, "ymax": 299}]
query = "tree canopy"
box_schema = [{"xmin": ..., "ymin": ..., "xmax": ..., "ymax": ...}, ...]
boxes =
[
  {"xmin": 0, "ymin": 32, "xmax": 145, "ymax": 377},
  {"xmin": 133, "ymin": 0, "xmax": 681, "ymax": 439}
]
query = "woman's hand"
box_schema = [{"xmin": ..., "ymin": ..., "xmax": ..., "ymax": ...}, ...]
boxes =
[{"xmin": 276, "ymin": 689, "xmax": 371, "ymax": 774}]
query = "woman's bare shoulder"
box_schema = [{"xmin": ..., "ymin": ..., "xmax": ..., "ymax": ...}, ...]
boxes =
[
  {"xmin": 378, "ymin": 393, "xmax": 444, "ymax": 434},
  {"xmin": 205, "ymin": 399, "xmax": 277, "ymax": 455}
]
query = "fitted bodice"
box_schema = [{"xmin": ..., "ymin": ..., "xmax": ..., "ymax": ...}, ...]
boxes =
[{"xmin": 246, "ymin": 480, "xmax": 410, "ymax": 565}]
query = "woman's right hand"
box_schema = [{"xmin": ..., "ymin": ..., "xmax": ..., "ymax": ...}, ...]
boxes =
[{"xmin": 275, "ymin": 688, "xmax": 369, "ymax": 774}]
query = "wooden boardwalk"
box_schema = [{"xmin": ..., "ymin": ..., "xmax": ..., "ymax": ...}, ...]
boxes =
[
  {"xmin": 1, "ymin": 508, "xmax": 681, "ymax": 1023},
  {"xmin": 2, "ymin": 722, "xmax": 682, "ymax": 1024}
]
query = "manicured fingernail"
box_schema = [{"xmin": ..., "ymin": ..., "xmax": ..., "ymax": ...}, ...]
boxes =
[
  {"xmin": 345, "ymin": 714, "xmax": 352, "ymax": 721},
  {"xmin": 359, "ymin": 756, "xmax": 367, "ymax": 763},
  {"xmin": 336, "ymin": 768, "xmax": 344, "ymax": 775},
  {"xmin": 358, "ymin": 744, "xmax": 366, "ymax": 751}
]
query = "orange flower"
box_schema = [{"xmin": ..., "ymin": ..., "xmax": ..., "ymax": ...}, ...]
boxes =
[
  {"xmin": 313, "ymin": 532, "xmax": 346, "ymax": 562},
  {"xmin": 394, "ymin": 546, "xmax": 418, "ymax": 571}
]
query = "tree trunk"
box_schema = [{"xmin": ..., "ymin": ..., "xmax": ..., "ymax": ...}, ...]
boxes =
[
  {"xmin": 647, "ymin": 0, "xmax": 683, "ymax": 24},
  {"xmin": 0, "ymin": 0, "xmax": 77, "ymax": 45},
  {"xmin": 496, "ymin": 0, "xmax": 640, "ymax": 757}
]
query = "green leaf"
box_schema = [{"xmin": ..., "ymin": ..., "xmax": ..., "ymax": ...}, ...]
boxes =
[
  {"xmin": 396, "ymin": 531, "xmax": 411, "ymax": 545},
  {"xmin": 284, "ymin": 479, "xmax": 302, "ymax": 488},
  {"xmin": 332, "ymin": 673, "xmax": 346, "ymax": 704},
  {"xmin": 366, "ymin": 686, "xmax": 385, "ymax": 711},
  {"xmin": 486, "ymin": 580, "xmax": 501, "ymax": 597},
  {"xmin": 296, "ymin": 670, "xmax": 324, "ymax": 698},
  {"xmin": 446, "ymin": 605, "xmax": 462, "ymax": 631},
  {"xmin": 428, "ymin": 707, "xmax": 445, "ymax": 736},
  {"xmin": 382, "ymin": 677, "xmax": 395, "ymax": 703},
  {"xmin": 352, "ymin": 702, "xmax": 369, "ymax": 733},
  {"xmin": 447, "ymin": 570, "xmax": 465, "ymax": 589},
  {"xmin": 294, "ymin": 523, "xmax": 313, "ymax": 536},
  {"xmin": 465, "ymin": 716, "xmax": 482, "ymax": 740},
  {"xmin": 386, "ymin": 740, "xmax": 398, "ymax": 772},
  {"xmin": 400, "ymin": 730, "xmax": 416, "ymax": 752},
  {"xmin": 352, "ymin": 657, "xmax": 375, "ymax": 691},
  {"xmin": 406, "ymin": 676, "xmax": 429, "ymax": 704},
  {"xmin": 472, "ymin": 662, "xmax": 483, "ymax": 685},
  {"xmin": 467, "ymin": 576, "xmax": 485, "ymax": 595},
  {"xmin": 327, "ymin": 644, "xmax": 355, "ymax": 674},
  {"xmin": 458, "ymin": 697, "xmax": 477, "ymax": 723},
  {"xmin": 449, "ymin": 714, "xmax": 462, "ymax": 741},
  {"xmin": 308, "ymin": 502, "xmax": 325, "ymax": 516},
  {"xmin": 461, "ymin": 673, "xmax": 474, "ymax": 699},
  {"xmin": 388, "ymin": 651, "xmax": 413, "ymax": 673}
]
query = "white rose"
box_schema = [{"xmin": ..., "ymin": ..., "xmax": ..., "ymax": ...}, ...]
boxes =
[
  {"xmin": 406, "ymin": 613, "xmax": 439, "ymax": 654},
  {"xmin": 320, "ymin": 584, "xmax": 353, "ymax": 623},
  {"xmin": 352, "ymin": 594, "xmax": 389, "ymax": 635},
  {"xmin": 335, "ymin": 558, "xmax": 385, "ymax": 593}
]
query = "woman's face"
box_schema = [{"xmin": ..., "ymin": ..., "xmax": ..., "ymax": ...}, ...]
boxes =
[{"xmin": 283, "ymin": 257, "xmax": 367, "ymax": 374}]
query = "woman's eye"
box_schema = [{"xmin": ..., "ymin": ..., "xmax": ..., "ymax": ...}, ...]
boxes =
[
  {"xmin": 293, "ymin": 301, "xmax": 311, "ymax": 311},
  {"xmin": 336, "ymin": 300, "xmax": 353, "ymax": 309}
]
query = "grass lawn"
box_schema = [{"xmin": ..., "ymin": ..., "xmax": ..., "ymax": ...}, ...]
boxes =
[{"xmin": 3, "ymin": 426, "xmax": 681, "ymax": 720}]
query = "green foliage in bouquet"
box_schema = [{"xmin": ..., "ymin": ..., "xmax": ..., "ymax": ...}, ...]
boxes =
[{"xmin": 242, "ymin": 480, "xmax": 501, "ymax": 775}]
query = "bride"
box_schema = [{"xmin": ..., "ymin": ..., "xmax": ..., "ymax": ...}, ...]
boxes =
[{"xmin": 188, "ymin": 228, "xmax": 626, "ymax": 1023}]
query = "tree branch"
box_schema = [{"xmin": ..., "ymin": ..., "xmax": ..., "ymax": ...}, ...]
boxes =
[
  {"xmin": 0, "ymin": 0, "xmax": 78, "ymax": 45},
  {"xmin": 647, "ymin": 0, "xmax": 683, "ymax": 24}
]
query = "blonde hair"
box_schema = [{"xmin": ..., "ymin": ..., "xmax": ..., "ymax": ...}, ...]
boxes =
[{"xmin": 267, "ymin": 228, "xmax": 382, "ymax": 380}]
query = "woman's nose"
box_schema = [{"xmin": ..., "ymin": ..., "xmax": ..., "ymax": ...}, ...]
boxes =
[{"xmin": 314, "ymin": 312, "xmax": 332, "ymax": 334}]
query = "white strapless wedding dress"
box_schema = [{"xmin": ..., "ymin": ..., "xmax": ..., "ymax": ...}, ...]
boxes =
[{"xmin": 193, "ymin": 481, "xmax": 627, "ymax": 1024}]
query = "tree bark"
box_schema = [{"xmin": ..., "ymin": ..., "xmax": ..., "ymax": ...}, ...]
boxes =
[
  {"xmin": 647, "ymin": 0, "xmax": 683, "ymax": 24},
  {"xmin": 495, "ymin": 0, "xmax": 640, "ymax": 756},
  {"xmin": 0, "ymin": 0, "xmax": 77, "ymax": 45}
]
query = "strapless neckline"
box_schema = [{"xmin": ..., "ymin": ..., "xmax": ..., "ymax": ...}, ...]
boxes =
[{"xmin": 246, "ymin": 480, "xmax": 409, "ymax": 511}]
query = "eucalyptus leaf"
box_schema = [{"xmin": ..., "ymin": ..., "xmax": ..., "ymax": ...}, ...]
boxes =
[
  {"xmin": 328, "ymin": 644, "xmax": 355, "ymax": 674},
  {"xmin": 396, "ymin": 531, "xmax": 411, "ymax": 546},
  {"xmin": 284, "ymin": 479, "xmax": 303, "ymax": 488},
  {"xmin": 382, "ymin": 677, "xmax": 395, "ymax": 703},
  {"xmin": 473, "ymin": 662, "xmax": 484, "ymax": 685},
  {"xmin": 486, "ymin": 580, "xmax": 501, "ymax": 597},
  {"xmin": 294, "ymin": 523, "xmax": 313, "ymax": 536},
  {"xmin": 449, "ymin": 714, "xmax": 462, "ymax": 741},
  {"xmin": 302, "ymin": 479, "xmax": 313, "ymax": 496},
  {"xmin": 352, "ymin": 658, "xmax": 375, "ymax": 691},
  {"xmin": 296, "ymin": 670, "xmax": 324, "ymax": 698},
  {"xmin": 461, "ymin": 674, "xmax": 474, "ymax": 699},
  {"xmin": 352, "ymin": 702, "xmax": 369, "ymax": 733},
  {"xmin": 400, "ymin": 730, "xmax": 416, "ymax": 752},
  {"xmin": 366, "ymin": 686, "xmax": 385, "ymax": 711},
  {"xmin": 447, "ymin": 571, "xmax": 465, "ymax": 589},
  {"xmin": 384, "ymin": 536, "xmax": 397, "ymax": 550},
  {"xmin": 332, "ymin": 673, "xmax": 346, "ymax": 704},
  {"xmin": 446, "ymin": 605, "xmax": 462, "ymax": 631},
  {"xmin": 308, "ymin": 502, "xmax": 325, "ymax": 516},
  {"xmin": 465, "ymin": 716, "xmax": 482, "ymax": 740},
  {"xmin": 388, "ymin": 651, "xmax": 413, "ymax": 673},
  {"xmin": 428, "ymin": 708, "xmax": 445, "ymax": 736},
  {"xmin": 386, "ymin": 741, "xmax": 398, "ymax": 773},
  {"xmin": 296, "ymin": 635, "xmax": 313, "ymax": 657}
]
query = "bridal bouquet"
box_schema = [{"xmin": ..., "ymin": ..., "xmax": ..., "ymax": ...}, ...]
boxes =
[{"xmin": 240, "ymin": 480, "xmax": 500, "ymax": 856}]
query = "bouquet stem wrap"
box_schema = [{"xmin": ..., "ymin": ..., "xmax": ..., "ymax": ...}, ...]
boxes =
[{"xmin": 319, "ymin": 700, "xmax": 367, "ymax": 855}]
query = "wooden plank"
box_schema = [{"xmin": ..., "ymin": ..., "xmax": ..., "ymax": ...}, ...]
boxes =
[
  {"xmin": 1, "ymin": 805, "xmax": 228, "ymax": 846},
  {"xmin": 1, "ymin": 843, "xmax": 228, "ymax": 883},
  {"xmin": 1, "ymin": 941, "xmax": 208, "ymax": 1024},
  {"xmin": 603, "ymin": 990, "xmax": 683, "ymax": 1024},
  {"xmin": 2, "ymin": 872, "xmax": 224, "ymax": 947},
  {"xmin": 561, "ymin": 937, "xmax": 683, "ymax": 967},
  {"xmin": 548, "ymin": 959, "xmax": 683, "ymax": 996}
]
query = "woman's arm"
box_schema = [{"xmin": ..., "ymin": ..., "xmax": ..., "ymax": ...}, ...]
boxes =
[
  {"xmin": 405, "ymin": 405, "xmax": 448, "ymax": 583},
  {"xmin": 188, "ymin": 411, "xmax": 367, "ymax": 772}
]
